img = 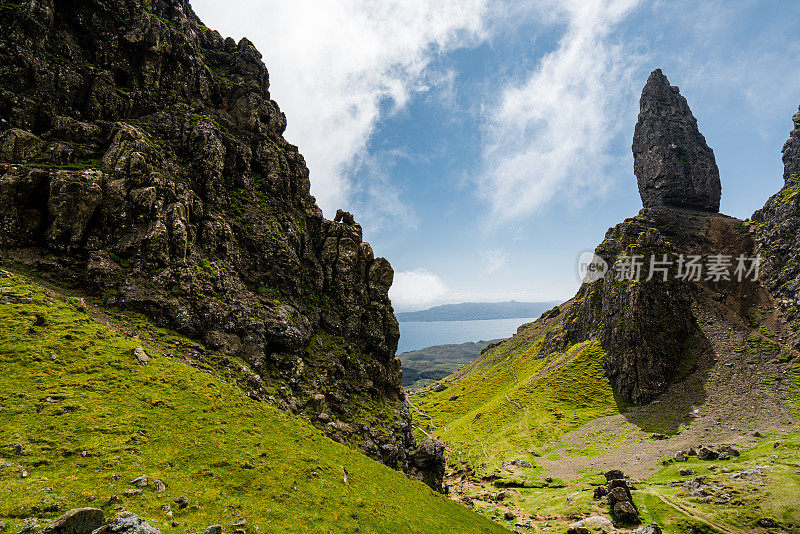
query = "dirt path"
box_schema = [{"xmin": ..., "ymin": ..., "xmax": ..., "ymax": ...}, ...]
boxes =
[{"xmin": 647, "ymin": 491, "xmax": 756, "ymax": 534}]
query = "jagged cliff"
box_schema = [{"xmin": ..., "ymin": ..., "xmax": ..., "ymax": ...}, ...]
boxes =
[
  {"xmin": 753, "ymin": 106, "xmax": 800, "ymax": 338},
  {"xmin": 0, "ymin": 0, "xmax": 439, "ymax": 486}
]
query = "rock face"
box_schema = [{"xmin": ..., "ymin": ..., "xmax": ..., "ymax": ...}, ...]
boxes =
[
  {"xmin": 0, "ymin": 0, "xmax": 438, "ymax": 487},
  {"xmin": 753, "ymin": 107, "xmax": 800, "ymax": 337},
  {"xmin": 633, "ymin": 69, "xmax": 721, "ymax": 212}
]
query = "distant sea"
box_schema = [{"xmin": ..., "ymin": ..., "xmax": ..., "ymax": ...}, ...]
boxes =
[{"xmin": 397, "ymin": 317, "xmax": 538, "ymax": 354}]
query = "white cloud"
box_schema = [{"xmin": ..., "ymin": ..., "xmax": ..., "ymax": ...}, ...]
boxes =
[
  {"xmin": 389, "ymin": 269, "xmax": 449, "ymax": 310},
  {"xmin": 191, "ymin": 0, "xmax": 488, "ymax": 216},
  {"xmin": 478, "ymin": 0, "xmax": 642, "ymax": 223},
  {"xmin": 479, "ymin": 248, "xmax": 507, "ymax": 273}
]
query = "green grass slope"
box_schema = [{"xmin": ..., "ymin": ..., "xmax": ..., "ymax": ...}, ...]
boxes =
[
  {"xmin": 0, "ymin": 269, "xmax": 506, "ymax": 534},
  {"xmin": 412, "ymin": 332, "xmax": 624, "ymax": 478},
  {"xmin": 635, "ymin": 431, "xmax": 800, "ymax": 533}
]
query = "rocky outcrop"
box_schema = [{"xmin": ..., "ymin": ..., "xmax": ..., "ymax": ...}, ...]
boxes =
[
  {"xmin": 529, "ymin": 71, "xmax": 761, "ymax": 404},
  {"xmin": 752, "ymin": 107, "xmax": 800, "ymax": 337},
  {"xmin": 39, "ymin": 508, "xmax": 105, "ymax": 534},
  {"xmin": 407, "ymin": 438, "xmax": 446, "ymax": 492},
  {"xmin": 92, "ymin": 512, "xmax": 160, "ymax": 534},
  {"xmin": 0, "ymin": 0, "xmax": 437, "ymax": 486},
  {"xmin": 633, "ymin": 69, "xmax": 721, "ymax": 212},
  {"xmin": 604, "ymin": 471, "xmax": 639, "ymax": 525}
]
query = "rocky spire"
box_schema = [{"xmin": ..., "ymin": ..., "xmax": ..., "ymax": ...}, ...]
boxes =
[
  {"xmin": 780, "ymin": 107, "xmax": 800, "ymax": 186},
  {"xmin": 632, "ymin": 69, "xmax": 721, "ymax": 212}
]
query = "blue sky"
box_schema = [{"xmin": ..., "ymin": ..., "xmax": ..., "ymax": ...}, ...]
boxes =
[{"xmin": 192, "ymin": 0, "xmax": 800, "ymax": 311}]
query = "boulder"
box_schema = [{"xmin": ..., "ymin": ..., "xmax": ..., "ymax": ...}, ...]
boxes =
[
  {"xmin": 91, "ymin": 512, "xmax": 160, "ymax": 534},
  {"xmin": 40, "ymin": 509, "xmax": 105, "ymax": 534},
  {"xmin": 407, "ymin": 438, "xmax": 446, "ymax": 493},
  {"xmin": 697, "ymin": 446, "xmax": 718, "ymax": 460},
  {"xmin": 129, "ymin": 474, "xmax": 148, "ymax": 486},
  {"xmin": 613, "ymin": 500, "xmax": 639, "ymax": 524},
  {"xmin": 608, "ymin": 486, "xmax": 631, "ymax": 507},
  {"xmin": 132, "ymin": 347, "xmax": 150, "ymax": 365},
  {"xmin": 633, "ymin": 69, "xmax": 721, "ymax": 212},
  {"xmin": 717, "ymin": 444, "xmax": 740, "ymax": 457},
  {"xmin": 682, "ymin": 477, "xmax": 708, "ymax": 497}
]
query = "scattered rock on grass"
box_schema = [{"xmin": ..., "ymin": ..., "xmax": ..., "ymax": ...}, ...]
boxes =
[
  {"xmin": 697, "ymin": 446, "xmax": 718, "ymax": 460},
  {"xmin": 679, "ymin": 468, "xmax": 694, "ymax": 476},
  {"xmin": 39, "ymin": 508, "xmax": 104, "ymax": 534},
  {"xmin": 567, "ymin": 516, "xmax": 614, "ymax": 534},
  {"xmin": 682, "ymin": 477, "xmax": 708, "ymax": 497},
  {"xmin": 153, "ymin": 479, "xmax": 166, "ymax": 492},
  {"xmin": 632, "ymin": 524, "xmax": 663, "ymax": 534},
  {"xmin": 132, "ymin": 347, "xmax": 150, "ymax": 365},
  {"xmin": 502, "ymin": 460, "xmax": 532, "ymax": 470},
  {"xmin": 14, "ymin": 518, "xmax": 41, "ymax": 534},
  {"xmin": 173, "ymin": 496, "xmax": 189, "ymax": 509},
  {"xmin": 129, "ymin": 475, "xmax": 148, "ymax": 487},
  {"xmin": 121, "ymin": 489, "xmax": 142, "ymax": 497},
  {"xmin": 203, "ymin": 526, "xmax": 222, "ymax": 534},
  {"xmin": 674, "ymin": 452, "xmax": 687, "ymax": 462}
]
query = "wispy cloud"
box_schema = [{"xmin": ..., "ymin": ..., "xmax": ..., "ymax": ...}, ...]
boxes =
[
  {"xmin": 478, "ymin": 0, "xmax": 642, "ymax": 224},
  {"xmin": 192, "ymin": 0, "xmax": 488, "ymax": 216},
  {"xmin": 479, "ymin": 248, "xmax": 507, "ymax": 273}
]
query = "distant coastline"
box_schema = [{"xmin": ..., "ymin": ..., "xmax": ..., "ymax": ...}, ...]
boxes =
[{"xmin": 396, "ymin": 300, "xmax": 559, "ymax": 322}]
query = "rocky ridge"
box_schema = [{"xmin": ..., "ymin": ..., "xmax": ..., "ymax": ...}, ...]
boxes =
[{"xmin": 0, "ymin": 0, "xmax": 440, "ymax": 486}]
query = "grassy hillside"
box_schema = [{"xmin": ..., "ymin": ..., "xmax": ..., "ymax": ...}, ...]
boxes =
[
  {"xmin": 411, "ymin": 330, "xmax": 624, "ymax": 478},
  {"xmin": 410, "ymin": 292, "xmax": 800, "ymax": 532},
  {"xmin": 0, "ymin": 268, "xmax": 506, "ymax": 534}
]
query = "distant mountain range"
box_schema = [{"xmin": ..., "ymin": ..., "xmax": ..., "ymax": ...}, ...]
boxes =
[{"xmin": 396, "ymin": 301, "xmax": 559, "ymax": 322}]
